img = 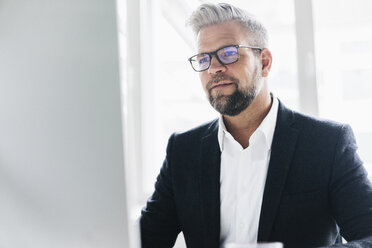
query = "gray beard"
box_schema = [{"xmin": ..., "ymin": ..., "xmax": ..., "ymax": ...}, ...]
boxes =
[{"xmin": 208, "ymin": 83, "xmax": 257, "ymax": 116}]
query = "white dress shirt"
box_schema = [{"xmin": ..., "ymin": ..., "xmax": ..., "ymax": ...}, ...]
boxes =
[{"xmin": 218, "ymin": 96, "xmax": 279, "ymax": 247}]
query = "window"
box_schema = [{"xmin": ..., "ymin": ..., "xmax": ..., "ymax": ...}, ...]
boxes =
[{"xmin": 313, "ymin": 0, "xmax": 372, "ymax": 172}]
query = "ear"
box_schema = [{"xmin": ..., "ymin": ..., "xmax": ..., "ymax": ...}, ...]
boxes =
[{"xmin": 260, "ymin": 48, "xmax": 272, "ymax": 77}]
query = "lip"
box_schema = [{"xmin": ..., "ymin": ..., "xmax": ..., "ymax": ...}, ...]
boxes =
[{"xmin": 210, "ymin": 81, "xmax": 234, "ymax": 90}]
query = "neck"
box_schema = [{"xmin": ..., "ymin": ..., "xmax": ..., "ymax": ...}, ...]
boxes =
[{"xmin": 223, "ymin": 84, "xmax": 272, "ymax": 149}]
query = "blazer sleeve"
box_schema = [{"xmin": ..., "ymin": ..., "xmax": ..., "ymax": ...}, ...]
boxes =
[
  {"xmin": 322, "ymin": 124, "xmax": 372, "ymax": 247},
  {"xmin": 140, "ymin": 133, "xmax": 181, "ymax": 248}
]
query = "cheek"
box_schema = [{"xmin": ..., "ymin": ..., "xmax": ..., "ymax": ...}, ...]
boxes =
[
  {"xmin": 200, "ymin": 73, "xmax": 209, "ymax": 90},
  {"xmin": 199, "ymin": 72, "xmax": 203, "ymax": 81}
]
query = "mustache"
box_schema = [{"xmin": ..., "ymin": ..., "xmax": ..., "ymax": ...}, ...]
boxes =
[{"xmin": 207, "ymin": 74, "xmax": 239, "ymax": 89}]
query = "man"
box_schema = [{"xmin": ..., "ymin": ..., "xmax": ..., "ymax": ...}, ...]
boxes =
[{"xmin": 140, "ymin": 3, "xmax": 372, "ymax": 248}]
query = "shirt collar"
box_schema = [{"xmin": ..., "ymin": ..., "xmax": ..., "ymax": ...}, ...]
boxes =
[{"xmin": 217, "ymin": 94, "xmax": 279, "ymax": 152}]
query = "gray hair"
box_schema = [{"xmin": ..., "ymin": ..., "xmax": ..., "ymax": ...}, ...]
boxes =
[{"xmin": 187, "ymin": 2, "xmax": 268, "ymax": 48}]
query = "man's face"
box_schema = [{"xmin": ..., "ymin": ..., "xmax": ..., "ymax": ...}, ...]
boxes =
[{"xmin": 196, "ymin": 21, "xmax": 263, "ymax": 116}]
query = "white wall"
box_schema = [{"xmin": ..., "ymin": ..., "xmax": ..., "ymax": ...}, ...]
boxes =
[{"xmin": 0, "ymin": 0, "xmax": 130, "ymax": 247}]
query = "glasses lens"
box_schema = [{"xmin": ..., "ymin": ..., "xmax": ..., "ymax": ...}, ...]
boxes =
[
  {"xmin": 190, "ymin": 53, "xmax": 210, "ymax": 71},
  {"xmin": 217, "ymin": 46, "xmax": 239, "ymax": 65}
]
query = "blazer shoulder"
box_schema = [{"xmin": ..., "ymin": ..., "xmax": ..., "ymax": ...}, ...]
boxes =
[
  {"xmin": 172, "ymin": 118, "xmax": 219, "ymax": 141},
  {"xmin": 277, "ymin": 99, "xmax": 345, "ymax": 131},
  {"xmin": 293, "ymin": 110, "xmax": 345, "ymax": 129},
  {"xmin": 290, "ymin": 109, "xmax": 352, "ymax": 145},
  {"xmin": 164, "ymin": 118, "xmax": 219, "ymax": 167},
  {"xmin": 277, "ymin": 101, "xmax": 350, "ymax": 144}
]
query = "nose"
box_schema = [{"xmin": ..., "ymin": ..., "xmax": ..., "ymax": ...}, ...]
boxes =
[{"xmin": 208, "ymin": 55, "xmax": 227, "ymax": 74}]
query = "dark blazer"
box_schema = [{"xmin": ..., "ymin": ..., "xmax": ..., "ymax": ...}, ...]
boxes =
[{"xmin": 140, "ymin": 101, "xmax": 372, "ymax": 248}]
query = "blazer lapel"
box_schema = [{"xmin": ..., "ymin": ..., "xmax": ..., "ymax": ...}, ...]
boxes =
[
  {"xmin": 199, "ymin": 120, "xmax": 221, "ymax": 248},
  {"xmin": 258, "ymin": 101, "xmax": 300, "ymax": 241}
]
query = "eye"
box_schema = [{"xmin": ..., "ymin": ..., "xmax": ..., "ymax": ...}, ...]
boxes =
[
  {"xmin": 222, "ymin": 50, "xmax": 237, "ymax": 57},
  {"xmin": 218, "ymin": 46, "xmax": 239, "ymax": 64},
  {"xmin": 198, "ymin": 55, "xmax": 210, "ymax": 64}
]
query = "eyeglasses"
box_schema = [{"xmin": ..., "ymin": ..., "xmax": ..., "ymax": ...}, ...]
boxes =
[{"xmin": 188, "ymin": 45, "xmax": 262, "ymax": 72}]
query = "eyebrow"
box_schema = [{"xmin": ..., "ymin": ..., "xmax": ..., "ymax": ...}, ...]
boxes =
[{"xmin": 197, "ymin": 44, "xmax": 236, "ymax": 54}]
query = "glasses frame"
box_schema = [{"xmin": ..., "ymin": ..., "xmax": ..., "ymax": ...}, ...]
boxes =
[{"xmin": 188, "ymin": 44, "xmax": 262, "ymax": 72}]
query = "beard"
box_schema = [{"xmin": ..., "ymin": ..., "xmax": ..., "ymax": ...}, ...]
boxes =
[{"xmin": 207, "ymin": 67, "xmax": 261, "ymax": 116}]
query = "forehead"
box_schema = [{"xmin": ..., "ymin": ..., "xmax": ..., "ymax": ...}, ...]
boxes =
[{"xmin": 196, "ymin": 20, "xmax": 250, "ymax": 53}]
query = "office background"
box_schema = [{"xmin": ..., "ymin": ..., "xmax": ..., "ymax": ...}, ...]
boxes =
[
  {"xmin": 122, "ymin": 1, "xmax": 372, "ymax": 246},
  {"xmin": 0, "ymin": 0, "xmax": 371, "ymax": 247}
]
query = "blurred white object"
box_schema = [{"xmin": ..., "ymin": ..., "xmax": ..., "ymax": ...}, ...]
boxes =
[
  {"xmin": 225, "ymin": 242, "xmax": 283, "ymax": 248},
  {"xmin": 0, "ymin": 0, "xmax": 139, "ymax": 247}
]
